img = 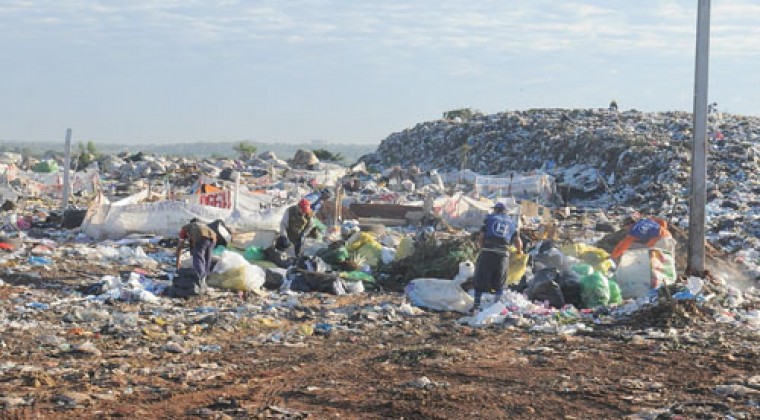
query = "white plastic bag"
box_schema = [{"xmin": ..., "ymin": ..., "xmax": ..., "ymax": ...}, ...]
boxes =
[
  {"xmin": 381, "ymin": 247, "xmax": 396, "ymax": 264},
  {"xmin": 616, "ymin": 248, "xmax": 676, "ymax": 299},
  {"xmin": 345, "ymin": 280, "xmax": 365, "ymax": 294},
  {"xmin": 404, "ymin": 262, "xmax": 475, "ymax": 313},
  {"xmin": 212, "ymin": 251, "xmax": 248, "ymax": 273},
  {"xmin": 469, "ymin": 301, "xmax": 507, "ymax": 326}
]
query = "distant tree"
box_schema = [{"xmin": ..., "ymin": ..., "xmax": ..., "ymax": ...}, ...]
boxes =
[
  {"xmin": 233, "ymin": 141, "xmax": 258, "ymax": 160},
  {"xmin": 77, "ymin": 141, "xmax": 98, "ymax": 170},
  {"xmin": 313, "ymin": 148, "xmax": 345, "ymax": 163}
]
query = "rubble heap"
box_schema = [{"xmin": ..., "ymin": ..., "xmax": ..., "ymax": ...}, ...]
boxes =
[{"xmin": 368, "ymin": 108, "xmax": 760, "ymax": 262}]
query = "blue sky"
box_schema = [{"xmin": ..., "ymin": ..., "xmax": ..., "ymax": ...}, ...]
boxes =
[{"xmin": 1, "ymin": 0, "xmax": 758, "ymax": 145}]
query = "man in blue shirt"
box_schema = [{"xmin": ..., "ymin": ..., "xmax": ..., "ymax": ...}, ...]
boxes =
[{"xmin": 472, "ymin": 202, "xmax": 523, "ymax": 313}]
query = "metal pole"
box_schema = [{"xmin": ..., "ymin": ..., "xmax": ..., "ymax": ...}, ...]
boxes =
[
  {"xmin": 61, "ymin": 128, "xmax": 72, "ymax": 212},
  {"xmin": 688, "ymin": 0, "xmax": 710, "ymax": 274}
]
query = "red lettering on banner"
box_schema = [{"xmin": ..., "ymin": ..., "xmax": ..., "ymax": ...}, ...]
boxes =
[{"xmin": 199, "ymin": 191, "xmax": 231, "ymax": 209}]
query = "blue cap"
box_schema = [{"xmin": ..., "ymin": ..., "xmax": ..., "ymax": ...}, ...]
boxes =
[{"xmin": 493, "ymin": 202, "xmax": 506, "ymax": 212}]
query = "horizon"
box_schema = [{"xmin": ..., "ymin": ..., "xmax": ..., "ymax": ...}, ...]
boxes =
[{"xmin": 2, "ymin": 1, "xmax": 759, "ymax": 145}]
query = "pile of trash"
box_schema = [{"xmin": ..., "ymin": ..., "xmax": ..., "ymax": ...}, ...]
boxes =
[{"xmin": 364, "ymin": 108, "xmax": 760, "ymax": 276}]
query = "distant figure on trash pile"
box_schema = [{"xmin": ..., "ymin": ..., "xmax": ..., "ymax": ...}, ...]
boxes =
[
  {"xmin": 472, "ymin": 202, "xmax": 523, "ymax": 313},
  {"xmin": 304, "ymin": 188, "xmax": 332, "ymax": 219},
  {"xmin": 176, "ymin": 218, "xmax": 217, "ymax": 281},
  {"xmin": 610, "ymin": 215, "xmax": 671, "ymax": 260},
  {"xmin": 609, "ymin": 99, "xmax": 618, "ymax": 112},
  {"xmin": 279, "ymin": 198, "xmax": 314, "ymax": 257}
]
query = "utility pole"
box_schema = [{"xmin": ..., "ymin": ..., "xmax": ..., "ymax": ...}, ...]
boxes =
[
  {"xmin": 61, "ymin": 128, "xmax": 73, "ymax": 212},
  {"xmin": 688, "ymin": 0, "xmax": 710, "ymax": 275}
]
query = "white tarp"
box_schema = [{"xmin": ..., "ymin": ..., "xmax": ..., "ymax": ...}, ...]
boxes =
[
  {"xmin": 437, "ymin": 194, "xmax": 520, "ymax": 230},
  {"xmin": 474, "ymin": 173, "xmax": 556, "ymax": 202},
  {"xmin": 283, "ymin": 167, "xmax": 346, "ymax": 187},
  {"xmin": 81, "ymin": 190, "xmax": 287, "ymax": 240}
]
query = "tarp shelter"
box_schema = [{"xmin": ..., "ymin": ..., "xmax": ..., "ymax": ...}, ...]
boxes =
[
  {"xmin": 474, "ymin": 173, "xmax": 556, "ymax": 203},
  {"xmin": 437, "ymin": 194, "xmax": 520, "ymax": 230},
  {"xmin": 284, "ymin": 166, "xmax": 346, "ymax": 187},
  {"xmin": 81, "ymin": 189, "xmax": 286, "ymax": 240}
]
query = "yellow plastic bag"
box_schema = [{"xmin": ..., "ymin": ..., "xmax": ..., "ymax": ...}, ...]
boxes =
[
  {"xmin": 396, "ymin": 236, "xmax": 415, "ymax": 260},
  {"xmin": 346, "ymin": 232, "xmax": 374, "ymax": 251},
  {"xmin": 507, "ymin": 253, "xmax": 529, "ymax": 285},
  {"xmin": 560, "ymin": 243, "xmax": 613, "ymax": 275},
  {"xmin": 579, "ymin": 248, "xmax": 613, "ymax": 275}
]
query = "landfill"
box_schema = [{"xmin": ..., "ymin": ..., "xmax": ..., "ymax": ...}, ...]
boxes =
[{"xmin": 0, "ymin": 108, "xmax": 758, "ymax": 418}]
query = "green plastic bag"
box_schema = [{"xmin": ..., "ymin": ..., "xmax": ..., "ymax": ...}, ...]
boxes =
[
  {"xmin": 572, "ymin": 263, "xmax": 594, "ymax": 277},
  {"xmin": 244, "ymin": 246, "xmax": 265, "ymax": 261},
  {"xmin": 312, "ymin": 218, "xmax": 326, "ymax": 232},
  {"xmin": 580, "ymin": 272, "xmax": 610, "ymax": 308},
  {"xmin": 608, "ymin": 279, "xmax": 622, "ymax": 305},
  {"xmin": 316, "ymin": 246, "xmax": 349, "ymax": 264},
  {"xmin": 342, "ymin": 271, "xmax": 375, "ymax": 283},
  {"xmin": 213, "ymin": 245, "xmax": 227, "ymax": 256}
]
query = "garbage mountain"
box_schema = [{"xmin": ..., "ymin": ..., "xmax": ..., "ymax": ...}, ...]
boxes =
[{"xmin": 364, "ymin": 108, "xmax": 760, "ymax": 271}]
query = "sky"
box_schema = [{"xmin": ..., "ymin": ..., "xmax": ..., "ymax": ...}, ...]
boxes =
[{"xmin": 1, "ymin": 0, "xmax": 759, "ymax": 145}]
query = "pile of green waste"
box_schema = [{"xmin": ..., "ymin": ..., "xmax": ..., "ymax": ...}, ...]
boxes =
[{"xmin": 379, "ymin": 236, "xmax": 478, "ymax": 291}]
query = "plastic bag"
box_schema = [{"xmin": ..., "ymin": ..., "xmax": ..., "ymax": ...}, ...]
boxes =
[
  {"xmin": 507, "ymin": 253, "xmax": 529, "ymax": 285},
  {"xmin": 580, "ymin": 272, "xmax": 610, "ymax": 308},
  {"xmin": 342, "ymin": 271, "xmax": 375, "ymax": 283},
  {"xmin": 316, "ymin": 245, "xmax": 349, "ymax": 264},
  {"xmin": 608, "ymin": 279, "xmax": 622, "ymax": 304},
  {"xmin": 344, "ymin": 280, "xmax": 364, "ymax": 294},
  {"xmin": 396, "ymin": 236, "xmax": 415, "ymax": 260},
  {"xmin": 381, "ymin": 246, "xmax": 396, "ymax": 264},
  {"xmin": 405, "ymin": 279, "xmax": 473, "ymax": 313},
  {"xmin": 212, "ymin": 251, "xmax": 249, "ymax": 274},
  {"xmin": 525, "ymin": 268, "xmax": 564, "ymax": 308},
  {"xmin": 616, "ymin": 248, "xmax": 676, "ymax": 299},
  {"xmin": 532, "ymin": 248, "xmax": 565, "ymax": 271},
  {"xmin": 207, "ymin": 264, "xmax": 265, "ymax": 292},
  {"xmin": 571, "ymin": 263, "xmax": 594, "ymax": 277},
  {"xmin": 579, "ymin": 248, "xmax": 613, "ymax": 275},
  {"xmin": 244, "ymin": 246, "xmax": 265, "ymax": 261},
  {"xmin": 559, "ymin": 270, "xmax": 583, "ymax": 308},
  {"xmin": 469, "ymin": 301, "xmax": 507, "ymax": 326}
]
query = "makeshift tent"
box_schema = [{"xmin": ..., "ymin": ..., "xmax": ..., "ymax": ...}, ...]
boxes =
[
  {"xmin": 474, "ymin": 173, "xmax": 556, "ymax": 203},
  {"xmin": 437, "ymin": 194, "xmax": 520, "ymax": 230},
  {"xmin": 283, "ymin": 166, "xmax": 346, "ymax": 187},
  {"xmin": 80, "ymin": 189, "xmax": 287, "ymax": 239}
]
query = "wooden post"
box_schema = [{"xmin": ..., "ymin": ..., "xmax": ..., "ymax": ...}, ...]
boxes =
[{"xmin": 61, "ymin": 128, "xmax": 72, "ymax": 212}]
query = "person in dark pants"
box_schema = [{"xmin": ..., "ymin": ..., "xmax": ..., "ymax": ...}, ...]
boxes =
[
  {"xmin": 279, "ymin": 198, "xmax": 314, "ymax": 257},
  {"xmin": 176, "ymin": 218, "xmax": 217, "ymax": 281},
  {"xmin": 472, "ymin": 202, "xmax": 523, "ymax": 313}
]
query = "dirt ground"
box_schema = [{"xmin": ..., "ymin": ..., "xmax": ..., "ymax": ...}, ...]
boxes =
[
  {"xmin": 1, "ymin": 221, "xmax": 758, "ymax": 419},
  {"xmin": 1, "ymin": 283, "xmax": 758, "ymax": 420}
]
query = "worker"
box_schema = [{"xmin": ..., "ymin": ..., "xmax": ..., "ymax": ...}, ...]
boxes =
[
  {"xmin": 611, "ymin": 216, "xmax": 671, "ymax": 260},
  {"xmin": 304, "ymin": 188, "xmax": 332, "ymax": 215},
  {"xmin": 279, "ymin": 198, "xmax": 314, "ymax": 257},
  {"xmin": 472, "ymin": 202, "xmax": 523, "ymax": 314},
  {"xmin": 176, "ymin": 218, "xmax": 217, "ymax": 281}
]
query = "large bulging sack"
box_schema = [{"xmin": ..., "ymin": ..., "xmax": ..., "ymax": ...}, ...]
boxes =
[
  {"xmin": 526, "ymin": 268, "xmax": 565, "ymax": 308},
  {"xmin": 559, "ymin": 269, "xmax": 583, "ymax": 308},
  {"xmin": 405, "ymin": 279, "xmax": 473, "ymax": 313},
  {"xmin": 616, "ymin": 248, "xmax": 676, "ymax": 299},
  {"xmin": 166, "ymin": 268, "xmax": 207, "ymax": 298}
]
